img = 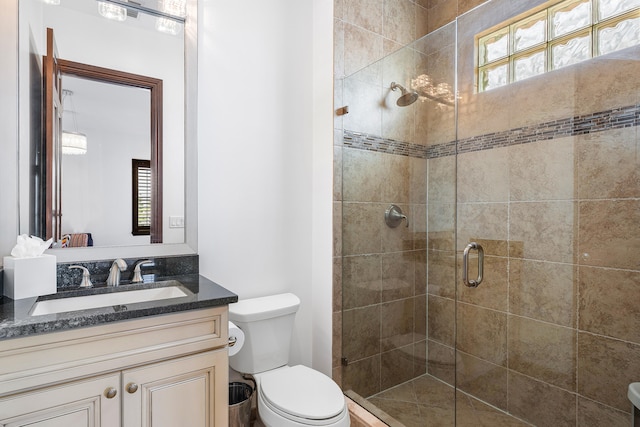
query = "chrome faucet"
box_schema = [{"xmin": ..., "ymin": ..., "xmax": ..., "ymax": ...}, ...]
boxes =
[
  {"xmin": 107, "ymin": 258, "xmax": 128, "ymax": 287},
  {"xmin": 132, "ymin": 259, "xmax": 154, "ymax": 283}
]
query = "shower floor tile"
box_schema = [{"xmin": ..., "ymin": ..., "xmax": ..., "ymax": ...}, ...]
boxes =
[{"xmin": 366, "ymin": 374, "xmax": 531, "ymax": 426}]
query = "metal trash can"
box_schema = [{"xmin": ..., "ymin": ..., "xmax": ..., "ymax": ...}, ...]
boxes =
[{"xmin": 229, "ymin": 382, "xmax": 253, "ymax": 427}]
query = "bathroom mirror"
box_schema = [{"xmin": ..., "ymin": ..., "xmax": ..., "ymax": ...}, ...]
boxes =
[{"xmin": 18, "ymin": 0, "xmax": 198, "ymax": 261}]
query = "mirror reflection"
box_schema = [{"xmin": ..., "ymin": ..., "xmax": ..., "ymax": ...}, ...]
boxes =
[{"xmin": 19, "ymin": 0, "xmax": 186, "ymax": 248}]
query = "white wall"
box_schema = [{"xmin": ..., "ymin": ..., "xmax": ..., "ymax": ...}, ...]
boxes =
[
  {"xmin": 197, "ymin": 0, "xmax": 334, "ymax": 373},
  {"xmin": 0, "ymin": 0, "xmax": 19, "ymax": 261}
]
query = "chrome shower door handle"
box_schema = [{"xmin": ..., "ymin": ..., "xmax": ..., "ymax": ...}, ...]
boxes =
[{"xmin": 462, "ymin": 242, "xmax": 484, "ymax": 288}]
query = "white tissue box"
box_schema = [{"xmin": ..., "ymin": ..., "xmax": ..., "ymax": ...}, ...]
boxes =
[{"xmin": 3, "ymin": 255, "xmax": 56, "ymax": 300}]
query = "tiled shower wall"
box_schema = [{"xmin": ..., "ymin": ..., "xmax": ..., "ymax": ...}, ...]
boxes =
[{"xmin": 335, "ymin": 0, "xmax": 640, "ymax": 426}]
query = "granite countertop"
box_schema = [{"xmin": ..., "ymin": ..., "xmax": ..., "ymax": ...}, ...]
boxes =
[{"xmin": 0, "ymin": 274, "xmax": 238, "ymax": 340}]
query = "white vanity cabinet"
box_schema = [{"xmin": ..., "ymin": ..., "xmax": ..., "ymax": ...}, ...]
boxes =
[{"xmin": 0, "ymin": 306, "xmax": 229, "ymax": 427}]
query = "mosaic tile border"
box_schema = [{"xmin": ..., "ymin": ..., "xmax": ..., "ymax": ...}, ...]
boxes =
[
  {"xmin": 344, "ymin": 103, "xmax": 640, "ymax": 159},
  {"xmin": 343, "ymin": 131, "xmax": 429, "ymax": 159}
]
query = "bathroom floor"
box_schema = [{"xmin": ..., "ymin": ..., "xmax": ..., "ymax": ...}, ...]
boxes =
[{"xmin": 363, "ymin": 375, "xmax": 531, "ymax": 427}]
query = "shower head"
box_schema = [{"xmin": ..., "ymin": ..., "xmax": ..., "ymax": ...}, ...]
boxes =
[{"xmin": 390, "ymin": 82, "xmax": 419, "ymax": 107}]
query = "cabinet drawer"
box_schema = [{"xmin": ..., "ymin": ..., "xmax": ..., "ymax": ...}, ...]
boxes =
[{"xmin": 0, "ymin": 307, "xmax": 228, "ymax": 397}]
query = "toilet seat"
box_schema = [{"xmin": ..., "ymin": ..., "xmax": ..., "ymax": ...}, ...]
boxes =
[{"xmin": 257, "ymin": 365, "xmax": 349, "ymax": 426}]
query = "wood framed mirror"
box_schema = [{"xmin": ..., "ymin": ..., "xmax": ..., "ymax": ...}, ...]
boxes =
[{"xmin": 43, "ymin": 28, "xmax": 163, "ymax": 245}]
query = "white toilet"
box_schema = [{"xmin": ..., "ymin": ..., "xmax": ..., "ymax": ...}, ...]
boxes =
[{"xmin": 229, "ymin": 293, "xmax": 350, "ymax": 427}]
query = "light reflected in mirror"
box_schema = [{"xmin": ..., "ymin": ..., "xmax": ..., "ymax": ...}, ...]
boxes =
[{"xmin": 19, "ymin": 0, "xmax": 186, "ymax": 249}]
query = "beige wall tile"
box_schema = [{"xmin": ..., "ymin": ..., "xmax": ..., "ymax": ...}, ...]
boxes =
[
  {"xmin": 334, "ymin": 201, "xmax": 343, "ymax": 256},
  {"xmin": 409, "ymin": 157, "xmax": 427, "ymax": 204},
  {"xmin": 457, "ymin": 147, "xmax": 509, "ymax": 203},
  {"xmin": 343, "ymin": 202, "xmax": 382, "ymax": 255},
  {"xmin": 575, "ymin": 45, "xmax": 640, "ymax": 116},
  {"xmin": 578, "ymin": 332, "xmax": 640, "ymax": 411},
  {"xmin": 457, "ymin": 88, "xmax": 513, "ymax": 140},
  {"xmin": 427, "ymin": 249, "xmax": 455, "ymax": 298},
  {"xmin": 334, "ymin": 256, "xmax": 343, "ymax": 312},
  {"xmin": 381, "ymin": 345, "xmax": 416, "ymax": 389},
  {"xmin": 508, "ymin": 315, "xmax": 576, "ymax": 390},
  {"xmin": 456, "ymin": 302, "xmax": 507, "ymax": 366},
  {"xmin": 343, "ymin": 355, "xmax": 381, "ymax": 397},
  {"xmin": 344, "ymin": 0, "xmax": 383, "ymax": 34},
  {"xmin": 579, "ymin": 266, "xmax": 640, "ymax": 344},
  {"xmin": 428, "ymin": 202, "xmax": 456, "ymax": 251},
  {"xmin": 414, "ymin": 296, "xmax": 427, "ymax": 340},
  {"xmin": 335, "ymin": 78, "xmax": 345, "ymax": 130},
  {"xmin": 576, "ymin": 127, "xmax": 640, "ymax": 200},
  {"xmin": 508, "ymin": 371, "xmax": 577, "ymax": 426},
  {"xmin": 508, "ymin": 67, "xmax": 578, "ymax": 129},
  {"xmin": 427, "ymin": 0, "xmax": 457, "ymax": 33},
  {"xmin": 509, "ymin": 201, "xmax": 576, "ymax": 264},
  {"xmin": 457, "ymin": 203, "xmax": 508, "ymax": 256},
  {"xmin": 383, "ymin": 0, "xmax": 416, "ymax": 45},
  {"xmin": 415, "ymin": 3, "xmax": 430, "ymax": 39},
  {"xmin": 383, "ymin": 154, "xmax": 411, "ymax": 203},
  {"xmin": 509, "ymin": 137, "xmax": 575, "ymax": 202},
  {"xmin": 509, "ymin": 259, "xmax": 577, "ymax": 327},
  {"xmin": 334, "ymin": 20, "xmax": 345, "ymax": 78},
  {"xmin": 343, "ymin": 254, "xmax": 382, "ymax": 309},
  {"xmin": 342, "ymin": 149, "xmax": 384, "ymax": 202},
  {"xmin": 343, "ymin": 78, "xmax": 383, "ymax": 135},
  {"xmin": 458, "ymin": 0, "xmax": 486, "ymax": 15},
  {"xmin": 577, "ymin": 397, "xmax": 629, "ymax": 427},
  {"xmin": 579, "ymin": 200, "xmax": 640, "ymax": 270},
  {"xmin": 427, "ymin": 339, "xmax": 455, "ymax": 385},
  {"xmin": 333, "ymin": 144, "xmax": 342, "ymax": 199},
  {"xmin": 381, "ymin": 298, "xmax": 415, "ymax": 351},
  {"xmin": 382, "ymin": 252, "xmax": 415, "ymax": 302},
  {"xmin": 422, "ymin": 101, "xmax": 456, "ymax": 147},
  {"xmin": 456, "ymin": 351, "xmax": 508, "ymax": 410},
  {"xmin": 343, "ymin": 23, "xmax": 384, "ymax": 80},
  {"xmin": 428, "ymin": 295, "xmax": 455, "ymax": 347},
  {"xmin": 343, "ymin": 305, "xmax": 382, "ymax": 361},
  {"xmin": 335, "ymin": 0, "xmax": 344, "ymax": 19},
  {"xmin": 414, "ymin": 342, "xmax": 427, "ymax": 377},
  {"xmin": 414, "ymin": 249, "xmax": 427, "ymax": 295},
  {"xmin": 333, "ymin": 310, "xmax": 343, "ymax": 368},
  {"xmin": 411, "ymin": 204, "xmax": 427, "ymax": 250},
  {"xmin": 428, "ymin": 155, "xmax": 456, "ymax": 203}
]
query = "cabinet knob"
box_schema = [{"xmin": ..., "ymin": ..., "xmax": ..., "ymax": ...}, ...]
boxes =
[
  {"xmin": 104, "ymin": 387, "xmax": 118, "ymax": 399},
  {"xmin": 126, "ymin": 383, "xmax": 139, "ymax": 394}
]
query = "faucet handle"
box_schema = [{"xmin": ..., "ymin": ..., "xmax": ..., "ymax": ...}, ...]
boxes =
[
  {"xmin": 132, "ymin": 259, "xmax": 154, "ymax": 283},
  {"xmin": 69, "ymin": 265, "xmax": 93, "ymax": 288}
]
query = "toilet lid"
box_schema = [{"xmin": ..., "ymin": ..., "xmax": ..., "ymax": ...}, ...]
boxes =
[{"xmin": 259, "ymin": 365, "xmax": 345, "ymax": 421}]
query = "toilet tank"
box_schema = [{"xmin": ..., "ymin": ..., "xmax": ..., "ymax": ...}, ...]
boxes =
[{"xmin": 229, "ymin": 293, "xmax": 300, "ymax": 374}]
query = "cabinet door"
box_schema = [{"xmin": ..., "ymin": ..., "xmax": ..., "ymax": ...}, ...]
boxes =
[
  {"xmin": 122, "ymin": 350, "xmax": 228, "ymax": 427},
  {"xmin": 0, "ymin": 373, "xmax": 120, "ymax": 427}
]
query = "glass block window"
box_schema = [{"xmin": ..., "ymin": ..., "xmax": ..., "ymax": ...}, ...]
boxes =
[{"xmin": 477, "ymin": 0, "xmax": 640, "ymax": 92}]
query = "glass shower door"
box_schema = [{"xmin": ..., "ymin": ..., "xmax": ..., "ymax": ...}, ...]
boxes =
[
  {"xmin": 454, "ymin": 0, "xmax": 640, "ymax": 425},
  {"xmin": 338, "ymin": 21, "xmax": 459, "ymax": 426}
]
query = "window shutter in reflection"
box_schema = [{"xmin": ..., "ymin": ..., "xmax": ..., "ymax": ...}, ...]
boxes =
[{"xmin": 132, "ymin": 159, "xmax": 151, "ymax": 235}]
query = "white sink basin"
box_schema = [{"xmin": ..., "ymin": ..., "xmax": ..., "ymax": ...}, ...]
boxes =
[{"xmin": 30, "ymin": 285, "xmax": 189, "ymax": 316}]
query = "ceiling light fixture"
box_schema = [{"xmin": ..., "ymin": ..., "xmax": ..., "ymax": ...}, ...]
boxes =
[
  {"xmin": 155, "ymin": 0, "xmax": 186, "ymax": 35},
  {"xmin": 61, "ymin": 90, "xmax": 88, "ymax": 155},
  {"xmin": 97, "ymin": 0, "xmax": 128, "ymax": 21}
]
